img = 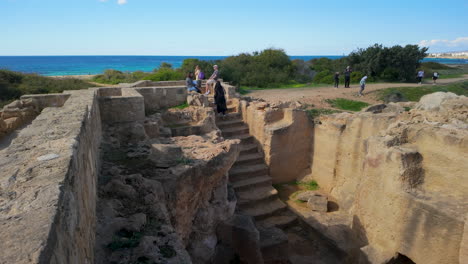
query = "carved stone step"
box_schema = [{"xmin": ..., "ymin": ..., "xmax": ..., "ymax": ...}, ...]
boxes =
[
  {"xmin": 240, "ymin": 143, "xmax": 259, "ymax": 155},
  {"xmin": 225, "ymin": 133, "xmax": 254, "ymax": 144},
  {"xmin": 216, "ymin": 119, "xmax": 245, "ymax": 130},
  {"xmin": 257, "ymin": 214, "xmax": 298, "ymax": 229},
  {"xmin": 234, "ymin": 152, "xmax": 264, "ymax": 167},
  {"xmin": 229, "ymin": 164, "xmax": 269, "ymax": 182},
  {"xmin": 231, "ymin": 175, "xmax": 272, "ymax": 191},
  {"xmin": 222, "ymin": 125, "xmax": 249, "ymax": 138},
  {"xmin": 236, "ymin": 186, "xmax": 278, "ymax": 206},
  {"xmin": 238, "ymin": 199, "xmax": 287, "ymax": 220}
]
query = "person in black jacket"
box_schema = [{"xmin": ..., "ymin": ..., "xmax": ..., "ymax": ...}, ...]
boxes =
[
  {"xmin": 334, "ymin": 72, "xmax": 340, "ymax": 88},
  {"xmin": 344, "ymin": 66, "xmax": 352, "ymax": 88},
  {"xmin": 214, "ymin": 81, "xmax": 227, "ymax": 116}
]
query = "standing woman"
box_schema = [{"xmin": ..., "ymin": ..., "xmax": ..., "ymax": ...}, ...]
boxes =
[
  {"xmin": 194, "ymin": 65, "xmax": 203, "ymax": 90},
  {"xmin": 214, "ymin": 81, "xmax": 227, "ymax": 116}
]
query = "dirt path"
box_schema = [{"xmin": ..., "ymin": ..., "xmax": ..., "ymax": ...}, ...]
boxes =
[{"xmin": 247, "ymin": 75, "xmax": 468, "ymax": 108}]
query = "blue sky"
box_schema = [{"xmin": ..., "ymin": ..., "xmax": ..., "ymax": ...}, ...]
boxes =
[{"xmin": 1, "ymin": 0, "xmax": 467, "ymax": 55}]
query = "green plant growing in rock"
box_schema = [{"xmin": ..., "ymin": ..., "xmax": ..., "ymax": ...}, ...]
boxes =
[
  {"xmin": 170, "ymin": 103, "xmax": 189, "ymax": 110},
  {"xmin": 294, "ymin": 180, "xmax": 319, "ymax": 191},
  {"xmin": 325, "ymin": 98, "xmax": 370, "ymax": 112}
]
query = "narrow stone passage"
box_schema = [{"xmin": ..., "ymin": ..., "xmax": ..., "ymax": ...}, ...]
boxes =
[{"xmin": 216, "ymin": 106, "xmax": 347, "ymax": 263}]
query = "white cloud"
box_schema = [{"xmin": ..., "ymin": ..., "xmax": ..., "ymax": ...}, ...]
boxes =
[
  {"xmin": 419, "ymin": 37, "xmax": 468, "ymax": 51},
  {"xmin": 98, "ymin": 0, "xmax": 127, "ymax": 4}
]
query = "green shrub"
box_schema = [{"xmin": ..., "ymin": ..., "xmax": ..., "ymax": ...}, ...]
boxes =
[
  {"xmin": 92, "ymin": 69, "xmax": 148, "ymax": 84},
  {"xmin": 179, "ymin": 59, "xmax": 215, "ymax": 78},
  {"xmin": 326, "ymin": 98, "xmax": 370, "ymax": 111},
  {"xmin": 0, "ymin": 69, "xmax": 91, "ymax": 105},
  {"xmin": 218, "ymin": 48, "xmax": 295, "ymax": 88},
  {"xmin": 292, "ymin": 59, "xmax": 315, "ymax": 83},
  {"xmin": 313, "ymin": 70, "xmax": 332, "ymax": 83},
  {"xmin": 144, "ymin": 68, "xmax": 184, "ymax": 82}
]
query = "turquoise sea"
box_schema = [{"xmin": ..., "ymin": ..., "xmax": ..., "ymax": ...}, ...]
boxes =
[{"xmin": 0, "ymin": 56, "xmax": 466, "ymax": 76}]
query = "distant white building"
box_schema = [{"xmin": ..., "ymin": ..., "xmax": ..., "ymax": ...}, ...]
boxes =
[{"xmin": 428, "ymin": 51, "xmax": 468, "ymax": 57}]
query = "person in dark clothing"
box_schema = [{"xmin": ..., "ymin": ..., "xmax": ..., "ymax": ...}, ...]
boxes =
[
  {"xmin": 334, "ymin": 72, "xmax": 340, "ymax": 88},
  {"xmin": 214, "ymin": 81, "xmax": 227, "ymax": 116},
  {"xmin": 344, "ymin": 66, "xmax": 352, "ymax": 88}
]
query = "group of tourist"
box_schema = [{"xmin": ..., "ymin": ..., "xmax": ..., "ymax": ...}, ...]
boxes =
[
  {"xmin": 186, "ymin": 65, "xmax": 219, "ymax": 95},
  {"xmin": 185, "ymin": 65, "xmax": 227, "ymax": 116},
  {"xmin": 332, "ymin": 66, "xmax": 440, "ymax": 97},
  {"xmin": 417, "ymin": 70, "xmax": 440, "ymax": 85},
  {"xmin": 333, "ymin": 66, "xmax": 367, "ymax": 96}
]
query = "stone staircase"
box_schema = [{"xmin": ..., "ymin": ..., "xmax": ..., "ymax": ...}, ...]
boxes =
[{"xmin": 216, "ymin": 113, "xmax": 297, "ymax": 229}]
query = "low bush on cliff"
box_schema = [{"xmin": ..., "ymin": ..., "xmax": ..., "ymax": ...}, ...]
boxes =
[
  {"xmin": 377, "ymin": 81, "xmax": 468, "ymax": 102},
  {"xmin": 326, "ymin": 98, "xmax": 370, "ymax": 111},
  {"xmin": 0, "ymin": 69, "xmax": 91, "ymax": 107},
  {"xmin": 92, "ymin": 69, "xmax": 148, "ymax": 84},
  {"xmin": 218, "ymin": 48, "xmax": 295, "ymax": 88}
]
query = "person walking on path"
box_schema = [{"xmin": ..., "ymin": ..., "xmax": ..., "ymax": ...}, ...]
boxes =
[
  {"xmin": 417, "ymin": 70, "xmax": 424, "ymax": 84},
  {"xmin": 194, "ymin": 65, "xmax": 204, "ymax": 90},
  {"xmin": 359, "ymin": 76, "xmax": 367, "ymax": 96},
  {"xmin": 344, "ymin": 66, "xmax": 352, "ymax": 88},
  {"xmin": 214, "ymin": 81, "xmax": 227, "ymax": 116},
  {"xmin": 432, "ymin": 71, "xmax": 439, "ymax": 85},
  {"xmin": 334, "ymin": 72, "xmax": 340, "ymax": 88},
  {"xmin": 205, "ymin": 65, "xmax": 219, "ymax": 95}
]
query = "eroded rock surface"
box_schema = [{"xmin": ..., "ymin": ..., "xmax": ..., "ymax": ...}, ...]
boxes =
[{"xmin": 95, "ymin": 104, "xmax": 240, "ymax": 264}]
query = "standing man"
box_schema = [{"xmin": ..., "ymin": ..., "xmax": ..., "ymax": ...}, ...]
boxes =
[
  {"xmin": 205, "ymin": 65, "xmax": 219, "ymax": 95},
  {"xmin": 417, "ymin": 70, "xmax": 424, "ymax": 85},
  {"xmin": 359, "ymin": 75, "xmax": 367, "ymax": 96},
  {"xmin": 344, "ymin": 66, "xmax": 352, "ymax": 88}
]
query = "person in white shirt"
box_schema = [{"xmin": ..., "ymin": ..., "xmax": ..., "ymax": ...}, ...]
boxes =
[
  {"xmin": 432, "ymin": 72, "xmax": 439, "ymax": 85},
  {"xmin": 205, "ymin": 65, "xmax": 219, "ymax": 95},
  {"xmin": 359, "ymin": 76, "xmax": 368, "ymax": 96},
  {"xmin": 417, "ymin": 70, "xmax": 424, "ymax": 84}
]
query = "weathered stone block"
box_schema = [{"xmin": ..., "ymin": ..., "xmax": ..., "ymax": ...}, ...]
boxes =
[
  {"xmin": 150, "ymin": 144, "xmax": 183, "ymax": 168},
  {"xmin": 217, "ymin": 214, "xmax": 264, "ymax": 264},
  {"xmin": 307, "ymin": 193, "xmax": 328, "ymax": 212},
  {"xmin": 4, "ymin": 117, "xmax": 22, "ymax": 130},
  {"xmin": 187, "ymin": 93, "xmax": 209, "ymax": 107}
]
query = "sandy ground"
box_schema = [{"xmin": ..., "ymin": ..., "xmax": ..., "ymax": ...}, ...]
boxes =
[{"xmin": 247, "ymin": 75, "xmax": 468, "ymax": 108}]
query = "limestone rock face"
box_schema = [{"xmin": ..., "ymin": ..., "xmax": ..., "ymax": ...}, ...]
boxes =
[
  {"xmin": 240, "ymin": 100, "xmax": 313, "ymax": 183},
  {"xmin": 303, "ymin": 92, "xmax": 468, "ymax": 263},
  {"xmin": 150, "ymin": 143, "xmax": 183, "ymax": 168},
  {"xmin": 187, "ymin": 93, "xmax": 209, "ymax": 107},
  {"xmin": 96, "ymin": 102, "xmax": 240, "ymax": 264},
  {"xmin": 416, "ymin": 91, "xmax": 459, "ymax": 110}
]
